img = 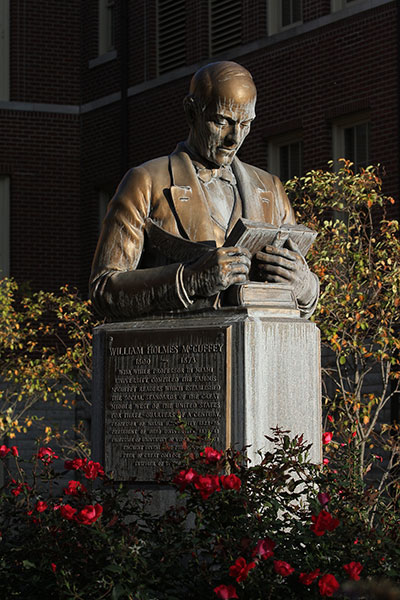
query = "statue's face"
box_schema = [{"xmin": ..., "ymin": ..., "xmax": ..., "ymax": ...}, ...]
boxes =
[{"xmin": 191, "ymin": 90, "xmax": 256, "ymax": 167}]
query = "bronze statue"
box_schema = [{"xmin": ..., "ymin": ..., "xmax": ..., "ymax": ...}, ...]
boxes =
[{"xmin": 90, "ymin": 61, "xmax": 318, "ymax": 319}]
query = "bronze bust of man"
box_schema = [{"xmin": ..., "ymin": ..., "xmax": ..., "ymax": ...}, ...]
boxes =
[{"xmin": 90, "ymin": 61, "xmax": 318, "ymax": 319}]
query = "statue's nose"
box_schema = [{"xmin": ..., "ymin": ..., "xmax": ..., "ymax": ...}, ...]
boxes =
[{"xmin": 225, "ymin": 124, "xmax": 239, "ymax": 146}]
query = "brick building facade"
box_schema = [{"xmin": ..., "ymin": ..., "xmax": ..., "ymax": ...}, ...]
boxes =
[{"xmin": 0, "ymin": 0, "xmax": 398, "ymax": 295}]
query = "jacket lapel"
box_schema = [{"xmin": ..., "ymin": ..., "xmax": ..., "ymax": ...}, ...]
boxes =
[
  {"xmin": 232, "ymin": 157, "xmax": 274, "ymax": 222},
  {"xmin": 169, "ymin": 147, "xmax": 216, "ymax": 243}
]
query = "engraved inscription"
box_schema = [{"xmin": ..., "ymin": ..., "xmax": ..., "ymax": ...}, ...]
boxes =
[{"xmin": 104, "ymin": 328, "xmax": 228, "ymax": 481}]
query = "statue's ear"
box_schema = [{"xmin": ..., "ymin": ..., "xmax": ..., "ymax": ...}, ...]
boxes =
[{"xmin": 183, "ymin": 95, "xmax": 197, "ymax": 126}]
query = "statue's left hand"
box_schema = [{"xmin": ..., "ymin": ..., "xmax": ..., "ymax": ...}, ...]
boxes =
[{"xmin": 253, "ymin": 239, "xmax": 315, "ymax": 305}]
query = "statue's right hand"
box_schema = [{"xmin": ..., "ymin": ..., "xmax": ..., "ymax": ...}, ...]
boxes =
[{"xmin": 183, "ymin": 247, "xmax": 251, "ymax": 298}]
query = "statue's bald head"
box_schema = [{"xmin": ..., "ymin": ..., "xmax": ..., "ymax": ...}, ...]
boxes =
[
  {"xmin": 187, "ymin": 61, "xmax": 257, "ymax": 110},
  {"xmin": 184, "ymin": 61, "xmax": 257, "ymax": 167}
]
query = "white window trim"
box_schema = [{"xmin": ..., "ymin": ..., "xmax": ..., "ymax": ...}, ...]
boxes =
[
  {"xmin": 0, "ymin": 0, "xmax": 9, "ymax": 101},
  {"xmin": 268, "ymin": 131, "xmax": 303, "ymax": 180},
  {"xmin": 332, "ymin": 112, "xmax": 369, "ymax": 170},
  {"xmin": 267, "ymin": 0, "xmax": 303, "ymax": 36},
  {"xmin": 0, "ymin": 176, "xmax": 10, "ymax": 277}
]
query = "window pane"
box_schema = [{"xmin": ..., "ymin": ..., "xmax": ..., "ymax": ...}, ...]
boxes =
[
  {"xmin": 355, "ymin": 123, "xmax": 369, "ymax": 168},
  {"xmin": 292, "ymin": 0, "xmax": 302, "ymax": 23},
  {"xmin": 281, "ymin": 0, "xmax": 291, "ymax": 27},
  {"xmin": 107, "ymin": 1, "xmax": 115, "ymax": 50},
  {"xmin": 279, "ymin": 145, "xmax": 289, "ymax": 181},
  {"xmin": 344, "ymin": 127, "xmax": 355, "ymax": 163},
  {"xmin": 290, "ymin": 141, "xmax": 301, "ymax": 177}
]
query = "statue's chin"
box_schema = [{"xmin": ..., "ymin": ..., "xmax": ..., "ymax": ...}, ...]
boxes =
[{"xmin": 209, "ymin": 149, "xmax": 236, "ymax": 167}]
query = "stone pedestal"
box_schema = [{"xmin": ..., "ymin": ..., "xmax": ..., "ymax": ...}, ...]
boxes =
[{"xmin": 92, "ymin": 307, "xmax": 321, "ymax": 485}]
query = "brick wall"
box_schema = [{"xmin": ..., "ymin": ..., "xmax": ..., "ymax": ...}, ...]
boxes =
[
  {"xmin": 0, "ymin": 111, "xmax": 81, "ymax": 290},
  {"xmin": 10, "ymin": 0, "xmax": 81, "ymax": 104}
]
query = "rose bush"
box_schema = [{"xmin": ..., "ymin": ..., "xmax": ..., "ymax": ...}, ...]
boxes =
[{"xmin": 0, "ymin": 427, "xmax": 399, "ymax": 599}]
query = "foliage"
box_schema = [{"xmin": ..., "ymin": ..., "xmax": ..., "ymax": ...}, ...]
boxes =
[
  {"xmin": 0, "ymin": 429, "xmax": 399, "ymax": 599},
  {"xmin": 286, "ymin": 161, "xmax": 400, "ymax": 516},
  {"xmin": 0, "ymin": 278, "xmax": 99, "ymax": 443}
]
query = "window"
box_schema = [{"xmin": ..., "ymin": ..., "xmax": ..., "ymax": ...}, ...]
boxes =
[
  {"xmin": 0, "ymin": 0, "xmax": 9, "ymax": 101},
  {"xmin": 98, "ymin": 0, "xmax": 115, "ymax": 56},
  {"xmin": 332, "ymin": 116, "xmax": 369, "ymax": 171},
  {"xmin": 157, "ymin": 0, "xmax": 186, "ymax": 75},
  {"xmin": 267, "ymin": 0, "xmax": 302, "ymax": 36},
  {"xmin": 0, "ymin": 176, "xmax": 10, "ymax": 277},
  {"xmin": 209, "ymin": 0, "xmax": 242, "ymax": 56},
  {"xmin": 268, "ymin": 137, "xmax": 303, "ymax": 181}
]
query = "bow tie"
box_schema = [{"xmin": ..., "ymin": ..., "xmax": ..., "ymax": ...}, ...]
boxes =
[{"xmin": 195, "ymin": 164, "xmax": 237, "ymax": 185}]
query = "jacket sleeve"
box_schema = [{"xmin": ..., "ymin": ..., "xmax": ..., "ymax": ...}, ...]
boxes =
[{"xmin": 89, "ymin": 167, "xmax": 187, "ymax": 319}]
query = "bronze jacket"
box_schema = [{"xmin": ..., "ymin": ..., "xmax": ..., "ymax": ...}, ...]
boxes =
[{"xmin": 90, "ymin": 144, "xmax": 314, "ymax": 319}]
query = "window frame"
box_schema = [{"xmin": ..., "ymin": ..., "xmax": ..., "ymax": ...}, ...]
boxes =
[
  {"xmin": 332, "ymin": 113, "xmax": 370, "ymax": 172},
  {"xmin": 268, "ymin": 132, "xmax": 303, "ymax": 182},
  {"xmin": 267, "ymin": 0, "xmax": 303, "ymax": 36},
  {"xmin": 98, "ymin": 0, "xmax": 115, "ymax": 57}
]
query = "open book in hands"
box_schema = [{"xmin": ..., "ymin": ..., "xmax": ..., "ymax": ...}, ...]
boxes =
[{"xmin": 145, "ymin": 217, "xmax": 317, "ymax": 262}]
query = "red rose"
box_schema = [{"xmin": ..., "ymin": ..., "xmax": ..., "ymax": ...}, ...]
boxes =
[
  {"xmin": 64, "ymin": 457, "xmax": 86, "ymax": 471},
  {"xmin": 60, "ymin": 504, "xmax": 77, "ymax": 520},
  {"xmin": 327, "ymin": 415, "xmax": 333, "ymax": 423},
  {"xmin": 343, "ymin": 562, "xmax": 363, "ymax": 581},
  {"xmin": 229, "ymin": 556, "xmax": 256, "ymax": 583},
  {"xmin": 200, "ymin": 446, "xmax": 223, "ymax": 463},
  {"xmin": 318, "ymin": 573, "xmax": 340, "ymax": 597},
  {"xmin": 194, "ymin": 474, "xmax": 220, "ymax": 500},
  {"xmin": 323, "ymin": 458, "xmax": 329, "ymax": 465},
  {"xmin": 74, "ymin": 503, "xmax": 103, "ymax": 525},
  {"xmin": 220, "ymin": 474, "xmax": 241, "ymax": 491},
  {"xmin": 213, "ymin": 584, "xmax": 238, "ymax": 599},
  {"xmin": 64, "ymin": 480, "xmax": 87, "ymax": 496},
  {"xmin": 37, "ymin": 447, "xmax": 59, "ymax": 463},
  {"xmin": 299, "ymin": 568, "xmax": 320, "ymax": 585},
  {"xmin": 322, "ymin": 432, "xmax": 333, "ymax": 445},
  {"xmin": 173, "ymin": 468, "xmax": 198, "ymax": 492},
  {"xmin": 311, "ymin": 510, "xmax": 340, "ymax": 536},
  {"xmin": 51, "ymin": 563, "xmax": 57, "ymax": 573},
  {"xmin": 11, "ymin": 482, "xmax": 30, "ymax": 497},
  {"xmin": 274, "ymin": 560, "xmax": 295, "ymax": 577},
  {"xmin": 35, "ymin": 500, "xmax": 48, "ymax": 513},
  {"xmin": 0, "ymin": 445, "xmax": 10, "ymax": 458},
  {"xmin": 10, "ymin": 446, "xmax": 19, "ymax": 457},
  {"xmin": 252, "ymin": 537, "xmax": 275, "ymax": 560},
  {"xmin": 83, "ymin": 460, "xmax": 104, "ymax": 480}
]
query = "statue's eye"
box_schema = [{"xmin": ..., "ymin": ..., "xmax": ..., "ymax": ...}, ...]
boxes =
[{"xmin": 214, "ymin": 117, "xmax": 228, "ymax": 126}]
